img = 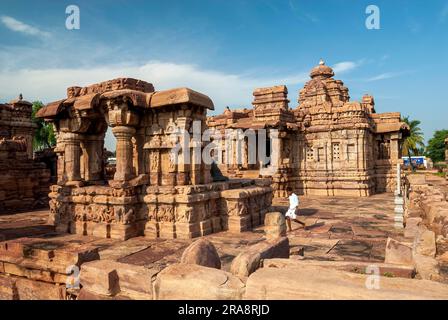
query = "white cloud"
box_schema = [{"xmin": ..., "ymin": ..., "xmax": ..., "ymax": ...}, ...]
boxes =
[
  {"xmin": 332, "ymin": 61, "xmax": 359, "ymax": 74},
  {"xmin": 0, "ymin": 61, "xmax": 310, "ymax": 108},
  {"xmin": 0, "ymin": 16, "xmax": 50, "ymax": 38},
  {"xmin": 365, "ymin": 72, "xmax": 404, "ymax": 82},
  {"xmin": 0, "ymin": 60, "xmax": 360, "ymax": 149}
]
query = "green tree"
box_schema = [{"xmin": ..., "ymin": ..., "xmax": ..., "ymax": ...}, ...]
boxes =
[
  {"xmin": 31, "ymin": 101, "xmax": 56, "ymax": 151},
  {"xmin": 401, "ymin": 116, "xmax": 425, "ymax": 170},
  {"xmin": 426, "ymin": 129, "xmax": 448, "ymax": 163}
]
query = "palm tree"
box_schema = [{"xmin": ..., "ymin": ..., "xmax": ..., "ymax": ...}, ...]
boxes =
[
  {"xmin": 401, "ymin": 116, "xmax": 425, "ymax": 171},
  {"xmin": 32, "ymin": 101, "xmax": 56, "ymax": 151}
]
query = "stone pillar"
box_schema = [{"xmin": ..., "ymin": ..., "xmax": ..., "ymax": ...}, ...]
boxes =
[
  {"xmin": 84, "ymin": 134, "xmax": 105, "ymax": 181},
  {"xmin": 175, "ymin": 122, "xmax": 190, "ymax": 185},
  {"xmin": 190, "ymin": 140, "xmax": 202, "ymax": 184},
  {"xmin": 394, "ymin": 163, "xmax": 404, "ymax": 228},
  {"xmin": 133, "ymin": 128, "xmax": 146, "ymax": 175},
  {"xmin": 390, "ymin": 136, "xmax": 399, "ymax": 163},
  {"xmin": 264, "ymin": 212, "xmax": 286, "ymax": 240},
  {"xmin": 112, "ymin": 126, "xmax": 136, "ymax": 181},
  {"xmin": 64, "ymin": 132, "xmax": 82, "ymax": 182}
]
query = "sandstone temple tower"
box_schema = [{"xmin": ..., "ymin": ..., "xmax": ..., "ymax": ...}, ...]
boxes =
[{"xmin": 207, "ymin": 60, "xmax": 410, "ymax": 197}]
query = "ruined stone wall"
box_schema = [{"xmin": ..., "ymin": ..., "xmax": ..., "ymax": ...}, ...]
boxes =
[
  {"xmin": 402, "ymin": 174, "xmax": 448, "ymax": 281},
  {"xmin": 0, "ymin": 99, "xmax": 51, "ymax": 213}
]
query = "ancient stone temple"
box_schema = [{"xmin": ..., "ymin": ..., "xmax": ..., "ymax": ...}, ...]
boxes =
[
  {"xmin": 207, "ymin": 60, "xmax": 410, "ymax": 197},
  {"xmin": 0, "ymin": 96, "xmax": 51, "ymax": 213},
  {"xmin": 36, "ymin": 78, "xmax": 272, "ymax": 240}
]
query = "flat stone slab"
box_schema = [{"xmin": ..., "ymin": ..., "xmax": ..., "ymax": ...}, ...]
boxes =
[
  {"xmin": 263, "ymin": 258, "xmax": 416, "ymax": 279},
  {"xmin": 245, "ymin": 261, "xmax": 448, "ymax": 300},
  {"xmin": 0, "ymin": 209, "xmax": 54, "ymax": 241}
]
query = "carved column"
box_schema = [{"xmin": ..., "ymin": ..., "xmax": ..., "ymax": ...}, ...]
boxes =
[
  {"xmin": 134, "ymin": 128, "xmax": 146, "ymax": 175},
  {"xmin": 84, "ymin": 134, "xmax": 105, "ymax": 181},
  {"xmin": 149, "ymin": 150, "xmax": 160, "ymax": 185},
  {"xmin": 190, "ymin": 140, "xmax": 202, "ymax": 184},
  {"xmin": 64, "ymin": 132, "xmax": 82, "ymax": 182},
  {"xmin": 112, "ymin": 126, "xmax": 136, "ymax": 181},
  {"xmin": 390, "ymin": 133, "xmax": 400, "ymax": 164},
  {"xmin": 175, "ymin": 118, "xmax": 190, "ymax": 185}
]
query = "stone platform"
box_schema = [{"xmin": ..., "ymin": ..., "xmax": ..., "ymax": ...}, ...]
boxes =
[{"xmin": 2, "ymin": 192, "xmax": 448, "ymax": 299}]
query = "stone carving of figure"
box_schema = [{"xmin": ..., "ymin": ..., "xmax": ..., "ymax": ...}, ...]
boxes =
[
  {"xmin": 158, "ymin": 206, "xmax": 175, "ymax": 222},
  {"xmin": 114, "ymin": 207, "xmax": 134, "ymax": 224},
  {"xmin": 227, "ymin": 201, "xmax": 239, "ymax": 216},
  {"xmin": 147, "ymin": 205, "xmax": 157, "ymax": 221},
  {"xmin": 176, "ymin": 206, "xmax": 192, "ymax": 223},
  {"xmin": 151, "ymin": 152, "xmax": 159, "ymax": 171},
  {"xmin": 237, "ymin": 199, "xmax": 248, "ymax": 216},
  {"xmin": 168, "ymin": 149, "xmax": 177, "ymax": 172}
]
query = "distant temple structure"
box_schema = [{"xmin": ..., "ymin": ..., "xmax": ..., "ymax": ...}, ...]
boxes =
[
  {"xmin": 0, "ymin": 96, "xmax": 51, "ymax": 213},
  {"xmin": 207, "ymin": 60, "xmax": 410, "ymax": 197}
]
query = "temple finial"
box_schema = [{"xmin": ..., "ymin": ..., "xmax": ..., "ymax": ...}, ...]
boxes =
[{"xmin": 319, "ymin": 58, "xmax": 325, "ymax": 66}]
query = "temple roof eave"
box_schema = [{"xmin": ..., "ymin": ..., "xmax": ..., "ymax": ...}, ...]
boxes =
[{"xmin": 36, "ymin": 85, "xmax": 215, "ymax": 119}]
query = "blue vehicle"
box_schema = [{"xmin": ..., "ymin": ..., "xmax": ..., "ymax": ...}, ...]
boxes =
[{"xmin": 402, "ymin": 156, "xmax": 426, "ymax": 168}]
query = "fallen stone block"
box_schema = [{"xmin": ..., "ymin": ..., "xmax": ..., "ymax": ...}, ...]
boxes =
[
  {"xmin": 230, "ymin": 237, "xmax": 289, "ymax": 278},
  {"xmin": 385, "ymin": 238, "xmax": 413, "ymax": 265},
  {"xmin": 413, "ymin": 253, "xmax": 440, "ymax": 281},
  {"xmin": 80, "ymin": 260, "xmax": 156, "ymax": 299},
  {"xmin": 0, "ymin": 237, "xmax": 101, "ymax": 274},
  {"xmin": 114, "ymin": 263, "xmax": 156, "ymax": 299},
  {"xmin": 153, "ymin": 263, "xmax": 245, "ymax": 300},
  {"xmin": 15, "ymin": 277, "xmax": 66, "ymax": 300},
  {"xmin": 264, "ymin": 212, "xmax": 286, "ymax": 240},
  {"xmin": 263, "ymin": 259, "xmax": 415, "ymax": 279},
  {"xmin": 244, "ymin": 259, "xmax": 448, "ymax": 299},
  {"xmin": 404, "ymin": 217, "xmax": 422, "ymax": 239},
  {"xmin": 181, "ymin": 239, "xmax": 221, "ymax": 269},
  {"xmin": 77, "ymin": 288, "xmax": 132, "ymax": 300},
  {"xmin": 0, "ymin": 274, "xmax": 18, "ymax": 300},
  {"xmin": 3, "ymin": 262, "xmax": 68, "ymax": 284},
  {"xmin": 413, "ymin": 229, "xmax": 436, "ymax": 257},
  {"xmin": 436, "ymin": 236, "xmax": 448, "ymax": 255},
  {"xmin": 79, "ymin": 260, "xmax": 120, "ymax": 296}
]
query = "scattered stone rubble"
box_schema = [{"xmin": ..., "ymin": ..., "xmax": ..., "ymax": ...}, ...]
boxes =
[
  {"xmin": 382, "ymin": 174, "xmax": 448, "ymax": 283},
  {"xmin": 3, "ymin": 192, "xmax": 448, "ymax": 299}
]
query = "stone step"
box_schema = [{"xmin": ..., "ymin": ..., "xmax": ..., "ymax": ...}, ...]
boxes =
[
  {"xmin": 245, "ymin": 258, "xmax": 448, "ymax": 299},
  {"xmin": 263, "ymin": 258, "xmax": 415, "ymax": 278}
]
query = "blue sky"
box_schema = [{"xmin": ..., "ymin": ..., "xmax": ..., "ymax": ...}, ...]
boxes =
[{"xmin": 0, "ymin": 0, "xmax": 447, "ymax": 150}]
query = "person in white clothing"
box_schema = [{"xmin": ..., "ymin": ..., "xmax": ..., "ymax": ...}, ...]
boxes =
[{"xmin": 285, "ymin": 187, "xmax": 306, "ymax": 232}]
